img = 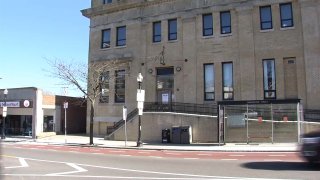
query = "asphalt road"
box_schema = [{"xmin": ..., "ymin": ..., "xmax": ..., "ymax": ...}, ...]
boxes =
[{"xmin": 1, "ymin": 144, "xmax": 319, "ymax": 180}]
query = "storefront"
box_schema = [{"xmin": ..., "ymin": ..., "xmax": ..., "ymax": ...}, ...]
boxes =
[{"xmin": 0, "ymin": 87, "xmax": 86, "ymax": 138}]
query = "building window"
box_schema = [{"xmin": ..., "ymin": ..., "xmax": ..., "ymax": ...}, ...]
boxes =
[
  {"xmin": 260, "ymin": 6, "xmax": 273, "ymax": 30},
  {"xmin": 222, "ymin": 62, "xmax": 233, "ymax": 100},
  {"xmin": 153, "ymin": 21, "xmax": 161, "ymax": 43},
  {"xmin": 263, "ymin": 59, "xmax": 276, "ymax": 99},
  {"xmin": 115, "ymin": 70, "xmax": 125, "ymax": 103},
  {"xmin": 280, "ymin": 3, "xmax": 294, "ymax": 28},
  {"xmin": 220, "ymin": 11, "xmax": 231, "ymax": 34},
  {"xmin": 168, "ymin": 19, "xmax": 177, "ymax": 41},
  {"xmin": 101, "ymin": 29, "xmax": 111, "ymax": 49},
  {"xmin": 204, "ymin": 64, "xmax": 214, "ymax": 101},
  {"xmin": 116, "ymin": 26, "xmax": 126, "ymax": 46},
  {"xmin": 100, "ymin": 72, "xmax": 109, "ymax": 103},
  {"xmin": 103, "ymin": 0, "xmax": 112, "ymax": 4},
  {"xmin": 203, "ymin": 14, "xmax": 213, "ymax": 36}
]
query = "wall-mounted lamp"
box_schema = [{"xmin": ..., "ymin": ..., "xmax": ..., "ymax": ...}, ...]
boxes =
[
  {"xmin": 148, "ymin": 68, "xmax": 153, "ymax": 74},
  {"xmin": 176, "ymin": 66, "xmax": 182, "ymax": 72}
]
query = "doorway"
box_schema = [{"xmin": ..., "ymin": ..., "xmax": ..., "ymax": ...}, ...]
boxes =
[{"xmin": 156, "ymin": 67, "xmax": 174, "ymax": 104}]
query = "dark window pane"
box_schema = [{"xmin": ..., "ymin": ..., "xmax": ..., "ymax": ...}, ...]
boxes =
[
  {"xmin": 280, "ymin": 3, "xmax": 293, "ymax": 28},
  {"xmin": 101, "ymin": 29, "xmax": 111, "ymax": 48},
  {"xmin": 263, "ymin": 59, "xmax": 276, "ymax": 99},
  {"xmin": 168, "ymin": 19, "xmax": 177, "ymax": 41},
  {"xmin": 100, "ymin": 71, "xmax": 109, "ymax": 103},
  {"xmin": 203, "ymin": 14, "xmax": 213, "ymax": 36},
  {"xmin": 116, "ymin": 26, "xmax": 126, "ymax": 46},
  {"xmin": 220, "ymin": 11, "xmax": 231, "ymax": 34},
  {"xmin": 153, "ymin": 21, "xmax": 161, "ymax": 42},
  {"xmin": 115, "ymin": 70, "xmax": 125, "ymax": 103},
  {"xmin": 260, "ymin": 6, "xmax": 272, "ymax": 30},
  {"xmin": 103, "ymin": 0, "xmax": 112, "ymax": 4}
]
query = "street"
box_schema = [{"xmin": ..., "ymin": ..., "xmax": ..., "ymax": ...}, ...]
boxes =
[{"xmin": 1, "ymin": 144, "xmax": 319, "ymax": 180}]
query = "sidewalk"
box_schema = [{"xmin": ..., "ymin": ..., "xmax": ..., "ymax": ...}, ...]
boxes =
[{"xmin": 1, "ymin": 134, "xmax": 299, "ymax": 152}]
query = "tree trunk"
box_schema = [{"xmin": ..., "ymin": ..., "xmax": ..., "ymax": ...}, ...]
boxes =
[{"xmin": 90, "ymin": 101, "xmax": 94, "ymax": 145}]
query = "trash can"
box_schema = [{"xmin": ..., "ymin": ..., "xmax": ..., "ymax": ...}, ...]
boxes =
[
  {"xmin": 180, "ymin": 126, "xmax": 192, "ymax": 144},
  {"xmin": 162, "ymin": 129, "xmax": 171, "ymax": 143},
  {"xmin": 171, "ymin": 126, "xmax": 181, "ymax": 144}
]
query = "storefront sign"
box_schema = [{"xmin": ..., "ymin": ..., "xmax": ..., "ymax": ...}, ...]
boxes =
[{"xmin": 0, "ymin": 100, "xmax": 33, "ymax": 108}]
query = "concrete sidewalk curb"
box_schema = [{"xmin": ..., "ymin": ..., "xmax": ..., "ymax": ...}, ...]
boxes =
[{"xmin": 1, "ymin": 136, "xmax": 299, "ymax": 152}]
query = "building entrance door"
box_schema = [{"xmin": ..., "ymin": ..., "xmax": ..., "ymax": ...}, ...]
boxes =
[{"xmin": 156, "ymin": 67, "xmax": 174, "ymax": 104}]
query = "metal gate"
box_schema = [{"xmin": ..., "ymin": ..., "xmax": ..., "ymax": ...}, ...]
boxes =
[{"xmin": 218, "ymin": 99, "xmax": 302, "ymax": 144}]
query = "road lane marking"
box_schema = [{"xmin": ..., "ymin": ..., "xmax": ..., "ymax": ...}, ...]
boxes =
[
  {"xmin": 148, "ymin": 156, "xmax": 162, "ymax": 158},
  {"xmin": 263, "ymin": 159, "xmax": 283, "ymax": 162},
  {"xmin": 46, "ymin": 163, "xmax": 87, "ymax": 176},
  {"xmin": 183, "ymin": 158, "xmax": 199, "ymax": 160},
  {"xmin": 1, "ymin": 156, "xmax": 296, "ymax": 180},
  {"xmin": 5, "ymin": 158, "xmax": 29, "ymax": 169}
]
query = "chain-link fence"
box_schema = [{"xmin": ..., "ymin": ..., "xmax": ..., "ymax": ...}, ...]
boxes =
[{"xmin": 218, "ymin": 100, "xmax": 302, "ymax": 144}]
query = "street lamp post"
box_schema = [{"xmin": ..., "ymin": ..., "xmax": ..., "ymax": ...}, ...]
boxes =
[
  {"xmin": 1, "ymin": 89, "xmax": 8, "ymax": 139},
  {"xmin": 136, "ymin": 73, "xmax": 144, "ymax": 147}
]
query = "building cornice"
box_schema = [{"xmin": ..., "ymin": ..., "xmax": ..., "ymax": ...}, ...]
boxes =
[{"xmin": 82, "ymin": 0, "xmax": 176, "ymax": 18}]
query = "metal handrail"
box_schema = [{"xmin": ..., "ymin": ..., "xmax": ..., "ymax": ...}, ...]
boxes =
[
  {"xmin": 106, "ymin": 108, "xmax": 138, "ymax": 135},
  {"xmin": 144, "ymin": 102, "xmax": 218, "ymax": 116}
]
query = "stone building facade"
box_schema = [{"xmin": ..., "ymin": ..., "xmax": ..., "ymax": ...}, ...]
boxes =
[{"xmin": 82, "ymin": 0, "xmax": 320, "ymax": 142}]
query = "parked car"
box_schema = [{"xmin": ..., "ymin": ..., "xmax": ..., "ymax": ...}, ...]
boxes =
[{"xmin": 301, "ymin": 130, "xmax": 320, "ymax": 163}]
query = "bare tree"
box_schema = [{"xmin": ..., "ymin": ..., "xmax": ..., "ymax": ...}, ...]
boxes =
[{"xmin": 48, "ymin": 58, "xmax": 123, "ymax": 145}]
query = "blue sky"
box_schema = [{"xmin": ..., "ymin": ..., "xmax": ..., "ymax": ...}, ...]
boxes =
[{"xmin": 0, "ymin": 0, "xmax": 90, "ymax": 96}]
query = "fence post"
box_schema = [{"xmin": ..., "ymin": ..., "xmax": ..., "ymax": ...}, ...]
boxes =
[
  {"xmin": 297, "ymin": 102, "xmax": 301, "ymax": 144},
  {"xmin": 271, "ymin": 103, "xmax": 274, "ymax": 144},
  {"xmin": 246, "ymin": 104, "xmax": 249, "ymax": 144}
]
